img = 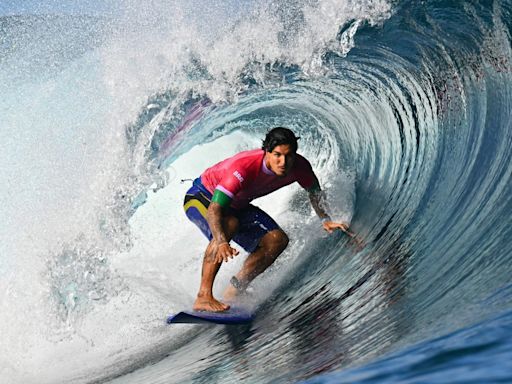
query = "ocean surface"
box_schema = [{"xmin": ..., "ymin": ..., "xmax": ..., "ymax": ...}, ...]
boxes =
[{"xmin": 1, "ymin": 0, "xmax": 512, "ymax": 383}]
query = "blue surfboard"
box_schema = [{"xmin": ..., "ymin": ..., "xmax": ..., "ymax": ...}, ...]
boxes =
[{"xmin": 167, "ymin": 307, "xmax": 254, "ymax": 325}]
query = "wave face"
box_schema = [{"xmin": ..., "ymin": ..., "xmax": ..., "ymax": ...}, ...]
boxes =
[{"xmin": 2, "ymin": 0, "xmax": 512, "ymax": 383}]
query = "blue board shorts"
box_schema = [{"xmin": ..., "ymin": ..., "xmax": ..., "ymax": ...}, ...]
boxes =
[{"xmin": 183, "ymin": 178, "xmax": 280, "ymax": 253}]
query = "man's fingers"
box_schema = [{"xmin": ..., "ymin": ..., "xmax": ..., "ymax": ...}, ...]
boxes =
[
  {"xmin": 324, "ymin": 222, "xmax": 363, "ymax": 249},
  {"xmin": 226, "ymin": 248, "xmax": 237, "ymax": 261},
  {"xmin": 216, "ymin": 247, "xmax": 239, "ymax": 263},
  {"xmin": 335, "ymin": 224, "xmax": 358, "ymax": 240},
  {"xmin": 335, "ymin": 225, "xmax": 349, "ymax": 235},
  {"xmin": 340, "ymin": 227, "xmax": 356, "ymax": 238}
]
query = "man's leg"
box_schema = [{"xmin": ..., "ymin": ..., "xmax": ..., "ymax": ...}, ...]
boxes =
[
  {"xmin": 224, "ymin": 229, "xmax": 289, "ymax": 300},
  {"xmin": 193, "ymin": 215, "xmax": 239, "ymax": 312}
]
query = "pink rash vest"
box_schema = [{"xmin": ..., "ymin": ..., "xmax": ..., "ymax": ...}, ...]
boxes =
[{"xmin": 200, "ymin": 149, "xmax": 317, "ymax": 209}]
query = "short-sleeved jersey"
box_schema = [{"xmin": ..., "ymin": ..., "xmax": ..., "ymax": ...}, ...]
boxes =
[{"xmin": 200, "ymin": 149, "xmax": 317, "ymax": 209}]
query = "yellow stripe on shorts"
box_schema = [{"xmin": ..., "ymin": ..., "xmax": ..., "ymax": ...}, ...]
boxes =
[{"xmin": 184, "ymin": 199, "xmax": 208, "ymax": 218}]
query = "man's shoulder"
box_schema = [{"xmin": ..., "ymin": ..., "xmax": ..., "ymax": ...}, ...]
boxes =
[
  {"xmin": 231, "ymin": 148, "xmax": 264, "ymax": 160},
  {"xmin": 294, "ymin": 152, "xmax": 313, "ymax": 169},
  {"xmin": 229, "ymin": 149, "xmax": 264, "ymax": 171}
]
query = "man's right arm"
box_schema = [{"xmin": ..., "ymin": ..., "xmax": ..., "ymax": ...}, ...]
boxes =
[
  {"xmin": 207, "ymin": 191, "xmax": 239, "ymax": 263},
  {"xmin": 207, "ymin": 202, "xmax": 228, "ymax": 245}
]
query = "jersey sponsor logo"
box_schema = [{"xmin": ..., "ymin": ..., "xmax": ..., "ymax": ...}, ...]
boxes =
[{"xmin": 233, "ymin": 170, "xmax": 244, "ymax": 183}]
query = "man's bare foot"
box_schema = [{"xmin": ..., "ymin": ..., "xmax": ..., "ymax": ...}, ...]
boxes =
[
  {"xmin": 193, "ymin": 295, "xmax": 230, "ymax": 312},
  {"xmin": 223, "ymin": 284, "xmax": 239, "ymax": 302}
]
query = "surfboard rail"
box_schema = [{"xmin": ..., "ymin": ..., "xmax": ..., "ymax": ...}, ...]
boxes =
[{"xmin": 167, "ymin": 307, "xmax": 254, "ymax": 325}]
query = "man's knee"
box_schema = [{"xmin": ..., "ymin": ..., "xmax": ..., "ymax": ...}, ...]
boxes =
[
  {"xmin": 263, "ymin": 230, "xmax": 289, "ymax": 254},
  {"xmin": 277, "ymin": 231, "xmax": 289, "ymax": 251}
]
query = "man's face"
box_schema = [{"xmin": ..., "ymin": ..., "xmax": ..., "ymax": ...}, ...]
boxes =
[{"xmin": 265, "ymin": 144, "xmax": 296, "ymax": 177}]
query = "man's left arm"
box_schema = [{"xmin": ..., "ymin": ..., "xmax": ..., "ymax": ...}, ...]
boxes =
[
  {"xmin": 307, "ymin": 183, "xmax": 356, "ymax": 237},
  {"xmin": 296, "ymin": 156, "xmax": 362, "ymax": 244}
]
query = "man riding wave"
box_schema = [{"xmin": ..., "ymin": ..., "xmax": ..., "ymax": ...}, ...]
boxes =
[{"xmin": 183, "ymin": 127, "xmax": 359, "ymax": 312}]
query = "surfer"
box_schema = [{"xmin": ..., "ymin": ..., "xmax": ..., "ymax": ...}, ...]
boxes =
[{"xmin": 183, "ymin": 127, "xmax": 360, "ymax": 312}]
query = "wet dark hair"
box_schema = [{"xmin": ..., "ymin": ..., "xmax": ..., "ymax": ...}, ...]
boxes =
[{"xmin": 262, "ymin": 127, "xmax": 300, "ymax": 153}]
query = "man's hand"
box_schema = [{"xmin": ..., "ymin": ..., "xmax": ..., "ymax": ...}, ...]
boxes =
[
  {"xmin": 322, "ymin": 221, "xmax": 365, "ymax": 250},
  {"xmin": 213, "ymin": 242, "xmax": 239, "ymax": 263},
  {"xmin": 322, "ymin": 221, "xmax": 352, "ymax": 235}
]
